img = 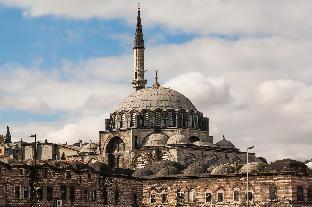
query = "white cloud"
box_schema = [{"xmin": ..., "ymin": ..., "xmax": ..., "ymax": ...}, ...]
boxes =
[
  {"xmin": 1, "ymin": 1, "xmax": 312, "ymax": 161},
  {"xmin": 45, "ymin": 113, "xmax": 109, "ymax": 144},
  {"xmin": 164, "ymin": 72, "xmax": 232, "ymax": 109},
  {"xmin": 1, "ymin": 0, "xmax": 312, "ymax": 38},
  {"xmin": 256, "ymin": 80, "xmax": 312, "ymax": 117},
  {"xmin": 1, "ymin": 35, "xmax": 312, "ymax": 161}
]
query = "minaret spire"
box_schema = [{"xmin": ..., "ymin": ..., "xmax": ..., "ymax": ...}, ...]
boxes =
[{"xmin": 132, "ymin": 3, "xmax": 147, "ymax": 90}]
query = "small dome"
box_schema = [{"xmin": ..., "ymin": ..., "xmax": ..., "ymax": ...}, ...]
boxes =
[
  {"xmin": 143, "ymin": 133, "xmax": 168, "ymax": 147},
  {"xmin": 216, "ymin": 136, "xmax": 236, "ymax": 149},
  {"xmin": 239, "ymin": 162, "xmax": 262, "ymax": 174},
  {"xmin": 193, "ymin": 141, "xmax": 214, "ymax": 147},
  {"xmin": 80, "ymin": 143, "xmax": 97, "ymax": 153},
  {"xmin": 115, "ymin": 86, "xmax": 197, "ymax": 112},
  {"xmin": 132, "ymin": 168, "xmax": 154, "ymax": 177},
  {"xmin": 211, "ymin": 164, "xmax": 236, "ymax": 175},
  {"xmin": 183, "ymin": 161, "xmax": 210, "ymax": 175},
  {"xmin": 155, "ymin": 166, "xmax": 181, "ymax": 177},
  {"xmin": 167, "ymin": 132, "xmax": 189, "ymax": 145},
  {"xmin": 133, "ymin": 160, "xmax": 184, "ymax": 177}
]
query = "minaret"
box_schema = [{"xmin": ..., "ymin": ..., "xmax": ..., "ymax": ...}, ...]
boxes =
[
  {"xmin": 132, "ymin": 4, "xmax": 147, "ymax": 91},
  {"xmin": 5, "ymin": 126, "xmax": 12, "ymax": 144}
]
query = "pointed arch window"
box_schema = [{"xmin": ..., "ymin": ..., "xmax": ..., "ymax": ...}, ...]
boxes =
[
  {"xmin": 205, "ymin": 191, "xmax": 212, "ymax": 203},
  {"xmin": 143, "ymin": 112, "xmax": 149, "ymax": 127},
  {"xmin": 150, "ymin": 191, "xmax": 156, "ymax": 204},
  {"xmin": 177, "ymin": 190, "xmax": 184, "ymax": 205},
  {"xmin": 131, "ymin": 112, "xmax": 137, "ymax": 127},
  {"xmin": 161, "ymin": 189, "xmax": 168, "ymax": 204},
  {"xmin": 233, "ymin": 188, "xmax": 240, "ymax": 202},
  {"xmin": 269, "ymin": 185, "xmax": 277, "ymax": 201},
  {"xmin": 155, "ymin": 111, "xmax": 161, "ymax": 127},
  {"xmin": 121, "ymin": 113, "xmax": 126, "ymax": 128},
  {"xmin": 217, "ymin": 189, "xmax": 224, "ymax": 203},
  {"xmin": 188, "ymin": 189, "xmax": 196, "ymax": 203},
  {"xmin": 297, "ymin": 186, "xmax": 304, "ymax": 202},
  {"xmin": 246, "ymin": 191, "xmax": 253, "ymax": 202}
]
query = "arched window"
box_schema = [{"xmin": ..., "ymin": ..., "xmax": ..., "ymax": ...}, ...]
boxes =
[
  {"xmin": 297, "ymin": 186, "xmax": 304, "ymax": 202},
  {"xmin": 177, "ymin": 190, "xmax": 184, "ymax": 205},
  {"xmin": 233, "ymin": 189, "xmax": 240, "ymax": 202},
  {"xmin": 150, "ymin": 191, "xmax": 156, "ymax": 204},
  {"xmin": 308, "ymin": 186, "xmax": 312, "ymax": 202},
  {"xmin": 114, "ymin": 190, "xmax": 119, "ymax": 204},
  {"xmin": 131, "ymin": 112, "xmax": 137, "ymax": 128},
  {"xmin": 121, "ymin": 113, "xmax": 126, "ymax": 128},
  {"xmin": 217, "ymin": 189, "xmax": 224, "ymax": 203},
  {"xmin": 132, "ymin": 193, "xmax": 138, "ymax": 206},
  {"xmin": 155, "ymin": 110, "xmax": 161, "ymax": 127},
  {"xmin": 161, "ymin": 190, "xmax": 168, "ymax": 204},
  {"xmin": 143, "ymin": 112, "xmax": 149, "ymax": 127},
  {"xmin": 106, "ymin": 137, "xmax": 125, "ymax": 168},
  {"xmin": 166, "ymin": 111, "xmax": 176, "ymax": 127},
  {"xmin": 188, "ymin": 189, "xmax": 196, "ymax": 203},
  {"xmin": 181, "ymin": 111, "xmax": 187, "ymax": 128},
  {"xmin": 246, "ymin": 191, "xmax": 253, "ymax": 202},
  {"xmin": 269, "ymin": 185, "xmax": 277, "ymax": 201},
  {"xmin": 187, "ymin": 112, "xmax": 193, "ymax": 128},
  {"xmin": 205, "ymin": 191, "xmax": 212, "ymax": 203},
  {"xmin": 115, "ymin": 156, "xmax": 124, "ymax": 168},
  {"xmin": 112, "ymin": 115, "xmax": 116, "ymax": 129},
  {"xmin": 176, "ymin": 112, "xmax": 182, "ymax": 128}
]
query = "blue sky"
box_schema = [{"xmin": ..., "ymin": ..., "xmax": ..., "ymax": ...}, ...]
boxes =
[
  {"xmin": 0, "ymin": 6, "xmax": 196, "ymax": 123},
  {"xmin": 0, "ymin": 1, "xmax": 312, "ymax": 160},
  {"xmin": 0, "ymin": 7, "xmax": 195, "ymax": 68}
]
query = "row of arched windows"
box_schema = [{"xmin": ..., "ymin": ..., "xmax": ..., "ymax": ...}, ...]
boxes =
[
  {"xmin": 149, "ymin": 185, "xmax": 283, "ymax": 205},
  {"xmin": 108, "ymin": 110, "xmax": 208, "ymax": 131}
]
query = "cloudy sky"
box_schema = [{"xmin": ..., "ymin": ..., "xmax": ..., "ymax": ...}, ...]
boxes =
[{"xmin": 0, "ymin": 0, "xmax": 311, "ymax": 161}]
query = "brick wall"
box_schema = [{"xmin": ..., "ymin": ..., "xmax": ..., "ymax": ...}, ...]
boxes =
[{"xmin": 141, "ymin": 173, "xmax": 312, "ymax": 207}]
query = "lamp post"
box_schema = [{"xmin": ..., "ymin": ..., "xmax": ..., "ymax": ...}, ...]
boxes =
[
  {"xmin": 30, "ymin": 134, "xmax": 37, "ymax": 166},
  {"xmin": 246, "ymin": 146, "xmax": 254, "ymax": 207},
  {"xmin": 29, "ymin": 134, "xmax": 37, "ymax": 207}
]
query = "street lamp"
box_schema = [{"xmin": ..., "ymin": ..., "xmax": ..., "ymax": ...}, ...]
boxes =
[
  {"xmin": 246, "ymin": 146, "xmax": 254, "ymax": 207},
  {"xmin": 29, "ymin": 134, "xmax": 37, "ymax": 165},
  {"xmin": 29, "ymin": 134, "xmax": 37, "ymax": 207}
]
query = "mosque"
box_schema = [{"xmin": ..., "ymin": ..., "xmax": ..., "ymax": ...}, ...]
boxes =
[
  {"xmin": 1, "ymin": 6, "xmax": 311, "ymax": 207},
  {"xmin": 99, "ymin": 6, "xmax": 260, "ymax": 170}
]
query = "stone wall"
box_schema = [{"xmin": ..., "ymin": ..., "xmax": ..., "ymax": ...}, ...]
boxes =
[
  {"xmin": 0, "ymin": 161, "xmax": 143, "ymax": 207},
  {"xmin": 141, "ymin": 173, "xmax": 312, "ymax": 207}
]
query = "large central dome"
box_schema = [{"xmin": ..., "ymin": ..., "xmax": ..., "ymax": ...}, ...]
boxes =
[{"xmin": 115, "ymin": 86, "xmax": 197, "ymax": 112}]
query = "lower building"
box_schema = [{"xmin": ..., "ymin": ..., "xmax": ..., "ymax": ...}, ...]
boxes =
[{"xmin": 0, "ymin": 159, "xmax": 311, "ymax": 207}]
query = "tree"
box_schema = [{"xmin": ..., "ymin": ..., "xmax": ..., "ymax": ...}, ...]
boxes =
[{"xmin": 61, "ymin": 152, "xmax": 66, "ymax": 160}]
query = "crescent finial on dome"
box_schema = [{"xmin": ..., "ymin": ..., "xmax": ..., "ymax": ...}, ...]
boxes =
[{"xmin": 152, "ymin": 69, "xmax": 161, "ymax": 88}]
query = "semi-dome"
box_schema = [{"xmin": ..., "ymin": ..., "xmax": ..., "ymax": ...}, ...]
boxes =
[
  {"xmin": 143, "ymin": 133, "xmax": 169, "ymax": 147},
  {"xmin": 115, "ymin": 86, "xmax": 197, "ymax": 112}
]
